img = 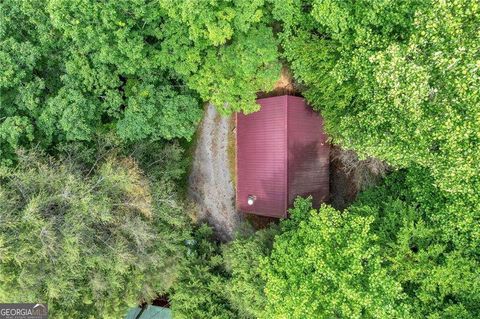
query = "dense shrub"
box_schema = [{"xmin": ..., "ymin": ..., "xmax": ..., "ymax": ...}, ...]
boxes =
[
  {"xmin": 1, "ymin": 1, "xmax": 479, "ymax": 317},
  {"xmin": 0, "ymin": 147, "xmax": 192, "ymax": 318},
  {"xmin": 222, "ymin": 226, "xmax": 278, "ymax": 318},
  {"xmin": 351, "ymin": 169, "xmax": 480, "ymax": 318},
  {"xmin": 169, "ymin": 223, "xmax": 277, "ymax": 319},
  {"xmin": 260, "ymin": 170, "xmax": 480, "ymax": 318}
]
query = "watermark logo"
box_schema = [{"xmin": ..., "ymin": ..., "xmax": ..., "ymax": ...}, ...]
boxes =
[{"xmin": 0, "ymin": 304, "xmax": 47, "ymax": 319}]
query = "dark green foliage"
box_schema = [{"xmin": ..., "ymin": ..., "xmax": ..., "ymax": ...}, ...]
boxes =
[
  {"xmin": 2, "ymin": 1, "xmax": 479, "ymax": 317},
  {"xmin": 169, "ymin": 225, "xmax": 237, "ymax": 319},
  {"xmin": 169, "ymin": 223, "xmax": 278, "ymax": 319},
  {"xmin": 0, "ymin": 145, "xmax": 192, "ymax": 318},
  {"xmin": 0, "ymin": 0, "xmax": 201, "ymax": 163},
  {"xmin": 222, "ymin": 226, "xmax": 278, "ymax": 318},
  {"xmin": 0, "ymin": 0, "xmax": 280, "ymax": 162}
]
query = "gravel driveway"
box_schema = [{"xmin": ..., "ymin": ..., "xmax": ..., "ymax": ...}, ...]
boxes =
[{"xmin": 188, "ymin": 104, "xmax": 241, "ymax": 241}]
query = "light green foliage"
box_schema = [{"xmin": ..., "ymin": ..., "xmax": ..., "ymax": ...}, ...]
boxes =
[
  {"xmin": 260, "ymin": 178, "xmax": 480, "ymax": 318},
  {"xmin": 351, "ymin": 169, "xmax": 480, "ymax": 318},
  {"xmin": 0, "ymin": 145, "xmax": 191, "ymax": 318},
  {"xmin": 270, "ymin": 3, "xmax": 480, "ymax": 316},
  {"xmin": 275, "ymin": 0, "xmax": 480, "ymax": 198},
  {"xmin": 2, "ymin": 1, "xmax": 479, "ymax": 317},
  {"xmin": 261, "ymin": 197, "xmax": 407, "ymax": 318}
]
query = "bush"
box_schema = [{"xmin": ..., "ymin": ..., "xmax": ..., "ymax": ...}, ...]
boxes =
[
  {"xmin": 222, "ymin": 226, "xmax": 278, "ymax": 318},
  {"xmin": 352, "ymin": 169, "xmax": 480, "ymax": 318},
  {"xmin": 259, "ymin": 173, "xmax": 480, "ymax": 318}
]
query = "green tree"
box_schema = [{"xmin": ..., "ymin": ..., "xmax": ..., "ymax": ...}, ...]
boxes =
[
  {"xmin": 169, "ymin": 225, "xmax": 238, "ymax": 319},
  {"xmin": 351, "ymin": 169, "xmax": 480, "ymax": 318},
  {"xmin": 259, "ymin": 172, "xmax": 480, "ymax": 318},
  {"xmin": 261, "ymin": 197, "xmax": 408, "ymax": 319},
  {"xmin": 0, "ymin": 146, "xmax": 192, "ymax": 318},
  {"xmin": 271, "ymin": 2, "xmax": 480, "ymax": 314},
  {"xmin": 158, "ymin": 0, "xmax": 280, "ymax": 114},
  {"xmin": 0, "ymin": 0, "xmax": 280, "ymax": 162},
  {"xmin": 222, "ymin": 226, "xmax": 278, "ymax": 318},
  {"xmin": 274, "ymin": 0, "xmax": 480, "ymax": 198},
  {"xmin": 0, "ymin": 0, "xmax": 203, "ymax": 151}
]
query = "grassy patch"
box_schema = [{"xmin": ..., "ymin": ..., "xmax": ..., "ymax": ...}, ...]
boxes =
[{"xmin": 227, "ymin": 114, "xmax": 237, "ymax": 188}]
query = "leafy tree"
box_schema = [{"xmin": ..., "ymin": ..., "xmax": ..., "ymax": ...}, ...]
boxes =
[
  {"xmin": 158, "ymin": 0, "xmax": 280, "ymax": 114},
  {"xmin": 0, "ymin": 146, "xmax": 192, "ymax": 318},
  {"xmin": 0, "ymin": 0, "xmax": 202, "ymax": 149},
  {"xmin": 261, "ymin": 197, "xmax": 408, "ymax": 319},
  {"xmin": 169, "ymin": 223, "xmax": 278, "ymax": 319},
  {"xmin": 0, "ymin": 0, "xmax": 280, "ymax": 161},
  {"xmin": 260, "ymin": 172, "xmax": 479, "ymax": 318},
  {"xmin": 351, "ymin": 169, "xmax": 480, "ymax": 318},
  {"xmin": 270, "ymin": 2, "xmax": 480, "ymax": 315},
  {"xmin": 274, "ymin": 0, "xmax": 480, "ymax": 198}
]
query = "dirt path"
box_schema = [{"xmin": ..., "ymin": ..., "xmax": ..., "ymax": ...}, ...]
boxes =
[{"xmin": 188, "ymin": 104, "xmax": 240, "ymax": 241}]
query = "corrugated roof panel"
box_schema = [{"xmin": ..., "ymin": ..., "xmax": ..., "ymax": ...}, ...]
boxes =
[
  {"xmin": 236, "ymin": 96, "xmax": 287, "ymax": 217},
  {"xmin": 287, "ymin": 96, "xmax": 330, "ymax": 208}
]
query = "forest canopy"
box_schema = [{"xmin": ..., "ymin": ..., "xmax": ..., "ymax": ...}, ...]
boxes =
[
  {"xmin": 0, "ymin": 0, "xmax": 280, "ymax": 162},
  {"xmin": 275, "ymin": 0, "xmax": 480, "ymax": 199},
  {"xmin": 1, "ymin": 0, "xmax": 479, "ymax": 318}
]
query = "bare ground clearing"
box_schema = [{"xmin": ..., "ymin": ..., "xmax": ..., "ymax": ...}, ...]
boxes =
[{"xmin": 188, "ymin": 104, "xmax": 241, "ymax": 241}]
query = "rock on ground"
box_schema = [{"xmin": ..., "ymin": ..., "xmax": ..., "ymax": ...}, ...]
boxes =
[{"xmin": 188, "ymin": 104, "xmax": 240, "ymax": 241}]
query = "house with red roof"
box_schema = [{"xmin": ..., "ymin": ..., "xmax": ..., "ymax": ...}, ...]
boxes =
[{"xmin": 236, "ymin": 95, "xmax": 330, "ymax": 218}]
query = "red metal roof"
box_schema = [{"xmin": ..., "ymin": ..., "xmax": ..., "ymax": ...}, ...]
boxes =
[{"xmin": 236, "ymin": 95, "xmax": 329, "ymax": 218}]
